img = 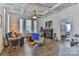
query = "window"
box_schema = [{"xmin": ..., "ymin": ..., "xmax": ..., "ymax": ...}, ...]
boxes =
[
  {"xmin": 66, "ymin": 24, "xmax": 71, "ymax": 32},
  {"xmin": 34, "ymin": 20, "xmax": 37, "ymax": 33},
  {"xmin": 20, "ymin": 19, "xmax": 24, "ymax": 33},
  {"xmin": 26, "ymin": 20, "xmax": 32, "ymax": 33}
]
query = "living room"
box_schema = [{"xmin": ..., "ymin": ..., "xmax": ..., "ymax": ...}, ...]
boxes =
[{"xmin": 0, "ymin": 3, "xmax": 79, "ymax": 56}]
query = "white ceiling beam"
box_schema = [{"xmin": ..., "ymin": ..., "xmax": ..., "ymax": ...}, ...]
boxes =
[
  {"xmin": 41, "ymin": 3, "xmax": 63, "ymax": 15},
  {"xmin": 20, "ymin": 4, "xmax": 28, "ymax": 15},
  {"xmin": 33, "ymin": 3, "xmax": 50, "ymax": 10},
  {"xmin": 34, "ymin": 3, "xmax": 52, "ymax": 8}
]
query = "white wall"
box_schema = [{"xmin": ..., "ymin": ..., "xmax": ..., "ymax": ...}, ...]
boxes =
[
  {"xmin": 38, "ymin": 4, "xmax": 79, "ymax": 40},
  {"xmin": 0, "ymin": 28, "xmax": 4, "ymax": 53}
]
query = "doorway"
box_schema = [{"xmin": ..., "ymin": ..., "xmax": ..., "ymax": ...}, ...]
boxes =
[{"xmin": 60, "ymin": 21, "xmax": 71, "ymax": 41}]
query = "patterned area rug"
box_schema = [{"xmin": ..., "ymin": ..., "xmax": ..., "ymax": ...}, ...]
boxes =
[{"xmin": 32, "ymin": 38, "xmax": 59, "ymax": 56}]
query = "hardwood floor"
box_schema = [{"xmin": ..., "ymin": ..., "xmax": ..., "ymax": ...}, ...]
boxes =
[
  {"xmin": 32, "ymin": 38, "xmax": 59, "ymax": 56},
  {"xmin": 0, "ymin": 38, "xmax": 59, "ymax": 56},
  {"xmin": 1, "ymin": 38, "xmax": 79, "ymax": 56}
]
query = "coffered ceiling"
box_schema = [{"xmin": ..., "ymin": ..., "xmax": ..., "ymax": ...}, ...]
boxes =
[{"xmin": 0, "ymin": 3, "xmax": 77, "ymax": 19}]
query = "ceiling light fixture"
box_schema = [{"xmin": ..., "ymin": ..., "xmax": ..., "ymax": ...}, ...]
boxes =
[{"xmin": 32, "ymin": 10, "xmax": 37, "ymax": 19}]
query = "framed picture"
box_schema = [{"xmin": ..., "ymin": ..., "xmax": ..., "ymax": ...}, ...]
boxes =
[
  {"xmin": 45, "ymin": 21, "xmax": 53, "ymax": 27},
  {"xmin": 49, "ymin": 21, "xmax": 53, "ymax": 26},
  {"xmin": 45, "ymin": 22, "xmax": 48, "ymax": 27}
]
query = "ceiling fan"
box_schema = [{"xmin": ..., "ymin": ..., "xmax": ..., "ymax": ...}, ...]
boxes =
[{"xmin": 32, "ymin": 10, "xmax": 43, "ymax": 19}]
